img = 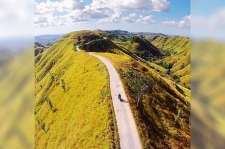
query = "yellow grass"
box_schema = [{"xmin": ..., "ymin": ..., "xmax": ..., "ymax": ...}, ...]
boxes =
[{"xmin": 35, "ymin": 33, "xmax": 119, "ymax": 149}]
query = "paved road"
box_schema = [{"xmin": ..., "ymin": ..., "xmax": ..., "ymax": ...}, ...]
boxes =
[
  {"xmin": 76, "ymin": 46, "xmax": 80, "ymax": 51},
  {"xmin": 89, "ymin": 53, "xmax": 142, "ymax": 149}
]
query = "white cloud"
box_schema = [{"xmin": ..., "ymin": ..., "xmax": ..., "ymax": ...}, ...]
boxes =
[
  {"xmin": 136, "ymin": 15, "xmax": 156, "ymax": 24},
  {"xmin": 35, "ymin": 1, "xmax": 55, "ymax": 15},
  {"xmin": 151, "ymin": 0, "xmax": 170, "ymax": 12},
  {"xmin": 129, "ymin": 13, "xmax": 138, "ymax": 18},
  {"xmin": 35, "ymin": 0, "xmax": 109, "ymax": 27},
  {"xmin": 90, "ymin": 0, "xmax": 170, "ymax": 12},
  {"xmin": 98, "ymin": 11, "xmax": 121, "ymax": 23},
  {"xmin": 122, "ymin": 17, "xmax": 135, "ymax": 23},
  {"xmin": 122, "ymin": 13, "xmax": 138, "ymax": 23},
  {"xmin": 178, "ymin": 15, "xmax": 190, "ymax": 28},
  {"xmin": 35, "ymin": 13, "xmax": 68, "ymax": 28},
  {"xmin": 161, "ymin": 20, "xmax": 177, "ymax": 26},
  {"xmin": 35, "ymin": 0, "xmax": 85, "ymax": 15},
  {"xmin": 60, "ymin": 6, "xmax": 109, "ymax": 25},
  {"xmin": 161, "ymin": 15, "xmax": 190, "ymax": 29},
  {"xmin": 35, "ymin": 0, "xmax": 170, "ymax": 27}
]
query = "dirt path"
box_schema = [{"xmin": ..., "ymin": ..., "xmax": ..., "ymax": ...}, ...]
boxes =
[{"xmin": 89, "ymin": 53, "xmax": 142, "ymax": 149}]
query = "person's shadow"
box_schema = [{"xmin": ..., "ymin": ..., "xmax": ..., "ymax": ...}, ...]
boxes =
[{"xmin": 119, "ymin": 96, "xmax": 128, "ymax": 103}]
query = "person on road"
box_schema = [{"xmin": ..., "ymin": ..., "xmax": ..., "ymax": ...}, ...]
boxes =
[{"xmin": 118, "ymin": 94, "xmax": 122, "ymax": 101}]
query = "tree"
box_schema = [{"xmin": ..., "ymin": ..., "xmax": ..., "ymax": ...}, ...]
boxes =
[
  {"xmin": 77, "ymin": 36, "xmax": 81, "ymax": 43},
  {"xmin": 123, "ymin": 70, "xmax": 153, "ymax": 106}
]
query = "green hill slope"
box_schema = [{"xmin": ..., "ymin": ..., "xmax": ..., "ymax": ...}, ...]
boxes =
[
  {"xmin": 35, "ymin": 32, "xmax": 119, "ymax": 148},
  {"xmin": 97, "ymin": 52, "xmax": 190, "ymax": 148},
  {"xmin": 35, "ymin": 30, "xmax": 190, "ymax": 149},
  {"xmin": 146, "ymin": 36, "xmax": 190, "ymax": 89}
]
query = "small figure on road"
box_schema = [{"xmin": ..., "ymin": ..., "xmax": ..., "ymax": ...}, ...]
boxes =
[{"xmin": 118, "ymin": 94, "xmax": 122, "ymax": 101}]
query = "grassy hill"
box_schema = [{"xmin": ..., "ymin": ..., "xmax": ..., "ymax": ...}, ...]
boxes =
[
  {"xmin": 97, "ymin": 52, "xmax": 190, "ymax": 148},
  {"xmin": 35, "ymin": 30, "xmax": 190, "ymax": 148},
  {"xmin": 146, "ymin": 36, "xmax": 190, "ymax": 89},
  {"xmin": 35, "ymin": 32, "xmax": 119, "ymax": 149}
]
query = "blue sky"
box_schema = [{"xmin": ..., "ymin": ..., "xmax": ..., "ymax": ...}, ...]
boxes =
[
  {"xmin": 191, "ymin": 0, "xmax": 225, "ymax": 40},
  {"xmin": 35, "ymin": 0, "xmax": 190, "ymax": 36}
]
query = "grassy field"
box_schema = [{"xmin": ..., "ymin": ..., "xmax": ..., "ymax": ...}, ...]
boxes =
[
  {"xmin": 35, "ymin": 32, "xmax": 119, "ymax": 148},
  {"xmin": 97, "ymin": 52, "xmax": 190, "ymax": 148}
]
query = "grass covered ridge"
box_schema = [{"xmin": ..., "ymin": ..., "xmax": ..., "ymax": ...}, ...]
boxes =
[
  {"xmin": 35, "ymin": 32, "xmax": 119, "ymax": 148},
  {"xmin": 35, "ymin": 30, "xmax": 190, "ymax": 149},
  {"xmin": 97, "ymin": 52, "xmax": 190, "ymax": 149},
  {"xmin": 146, "ymin": 35, "xmax": 190, "ymax": 89}
]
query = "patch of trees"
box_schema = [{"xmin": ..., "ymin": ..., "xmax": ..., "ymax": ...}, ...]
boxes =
[
  {"xmin": 122, "ymin": 69, "xmax": 153, "ymax": 106},
  {"xmin": 35, "ymin": 47, "xmax": 44, "ymax": 56},
  {"xmin": 79, "ymin": 38, "xmax": 112, "ymax": 52},
  {"xmin": 171, "ymin": 74, "xmax": 180, "ymax": 83},
  {"xmin": 156, "ymin": 61, "xmax": 173, "ymax": 70}
]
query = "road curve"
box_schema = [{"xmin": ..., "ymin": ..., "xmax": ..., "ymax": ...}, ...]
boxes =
[
  {"xmin": 89, "ymin": 53, "xmax": 142, "ymax": 149},
  {"xmin": 76, "ymin": 46, "xmax": 80, "ymax": 51}
]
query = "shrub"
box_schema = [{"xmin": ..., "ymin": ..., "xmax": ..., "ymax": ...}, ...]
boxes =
[{"xmin": 123, "ymin": 69, "xmax": 153, "ymax": 106}]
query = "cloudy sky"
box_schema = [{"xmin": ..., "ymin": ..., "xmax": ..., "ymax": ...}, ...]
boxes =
[{"xmin": 35, "ymin": 0, "xmax": 190, "ymax": 36}]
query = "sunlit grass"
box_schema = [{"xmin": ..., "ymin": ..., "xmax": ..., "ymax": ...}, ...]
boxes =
[
  {"xmin": 96, "ymin": 52, "xmax": 190, "ymax": 148},
  {"xmin": 35, "ymin": 33, "xmax": 119, "ymax": 149}
]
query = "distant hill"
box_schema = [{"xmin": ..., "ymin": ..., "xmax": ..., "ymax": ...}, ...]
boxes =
[
  {"xmin": 132, "ymin": 32, "xmax": 167, "ymax": 37},
  {"xmin": 146, "ymin": 35, "xmax": 190, "ymax": 88},
  {"xmin": 35, "ymin": 34, "xmax": 64, "ymax": 45},
  {"xmin": 74, "ymin": 30, "xmax": 162, "ymax": 57},
  {"xmin": 35, "ymin": 42, "xmax": 46, "ymax": 48},
  {"xmin": 104, "ymin": 29, "xmax": 166, "ymax": 37},
  {"xmin": 131, "ymin": 36, "xmax": 163, "ymax": 57},
  {"xmin": 34, "ymin": 42, "xmax": 47, "ymax": 56}
]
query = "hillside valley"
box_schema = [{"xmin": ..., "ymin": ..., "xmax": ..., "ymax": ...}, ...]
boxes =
[{"xmin": 35, "ymin": 30, "xmax": 190, "ymax": 148}]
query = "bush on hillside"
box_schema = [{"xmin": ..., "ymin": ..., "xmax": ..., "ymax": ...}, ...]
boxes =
[{"xmin": 123, "ymin": 69, "xmax": 153, "ymax": 106}]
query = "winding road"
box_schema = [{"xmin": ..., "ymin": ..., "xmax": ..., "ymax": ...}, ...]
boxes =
[
  {"xmin": 89, "ymin": 53, "xmax": 142, "ymax": 149},
  {"xmin": 76, "ymin": 46, "xmax": 142, "ymax": 149}
]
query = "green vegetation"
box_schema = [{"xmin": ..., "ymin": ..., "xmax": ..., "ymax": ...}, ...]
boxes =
[
  {"xmin": 35, "ymin": 32, "xmax": 119, "ymax": 148},
  {"xmin": 146, "ymin": 35, "xmax": 190, "ymax": 89},
  {"xmin": 98, "ymin": 52, "xmax": 190, "ymax": 148},
  {"xmin": 122, "ymin": 69, "xmax": 153, "ymax": 106},
  {"xmin": 35, "ymin": 30, "xmax": 190, "ymax": 149}
]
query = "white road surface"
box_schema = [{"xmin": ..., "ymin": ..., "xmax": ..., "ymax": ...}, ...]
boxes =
[{"xmin": 89, "ymin": 53, "xmax": 142, "ymax": 149}]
